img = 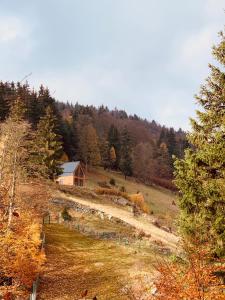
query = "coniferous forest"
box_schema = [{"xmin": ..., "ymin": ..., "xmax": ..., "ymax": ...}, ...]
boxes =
[{"xmin": 0, "ymin": 81, "xmax": 188, "ymax": 190}]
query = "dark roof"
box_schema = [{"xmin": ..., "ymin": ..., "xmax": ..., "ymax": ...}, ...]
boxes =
[{"xmin": 60, "ymin": 161, "xmax": 80, "ymax": 176}]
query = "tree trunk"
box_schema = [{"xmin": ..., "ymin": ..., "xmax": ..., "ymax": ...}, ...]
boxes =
[{"xmin": 7, "ymin": 150, "xmax": 17, "ymax": 231}]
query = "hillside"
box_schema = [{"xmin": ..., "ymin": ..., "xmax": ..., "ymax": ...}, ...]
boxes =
[
  {"xmin": 87, "ymin": 167, "xmax": 178, "ymax": 230},
  {"xmin": 0, "ymin": 81, "xmax": 188, "ymax": 190},
  {"xmin": 38, "ymin": 169, "xmax": 179, "ymax": 299}
]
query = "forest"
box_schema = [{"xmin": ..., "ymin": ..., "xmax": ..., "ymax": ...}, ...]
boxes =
[
  {"xmin": 0, "ymin": 28, "xmax": 225, "ymax": 299},
  {"xmin": 0, "ymin": 81, "xmax": 188, "ymax": 190}
]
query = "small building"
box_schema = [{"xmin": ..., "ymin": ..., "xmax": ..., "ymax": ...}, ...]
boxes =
[{"xmin": 56, "ymin": 161, "xmax": 85, "ymax": 186}]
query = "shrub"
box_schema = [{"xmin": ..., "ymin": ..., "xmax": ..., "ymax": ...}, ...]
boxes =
[
  {"xmin": 109, "ymin": 178, "xmax": 116, "ymax": 186},
  {"xmin": 61, "ymin": 207, "xmax": 72, "ymax": 221},
  {"xmin": 0, "ymin": 213, "xmax": 45, "ymax": 292},
  {"xmin": 95, "ymin": 188, "xmax": 150, "ymax": 214},
  {"xmin": 98, "ymin": 181, "xmax": 111, "ymax": 188},
  {"xmin": 129, "ymin": 193, "xmax": 150, "ymax": 214},
  {"xmin": 154, "ymin": 242, "xmax": 225, "ymax": 299},
  {"xmin": 120, "ymin": 186, "xmax": 126, "ymax": 192},
  {"xmin": 95, "ymin": 187, "xmax": 128, "ymax": 198}
]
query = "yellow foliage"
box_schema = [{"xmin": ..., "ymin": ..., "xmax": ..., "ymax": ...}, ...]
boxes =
[
  {"xmin": 129, "ymin": 193, "xmax": 150, "ymax": 214},
  {"xmin": 0, "ymin": 212, "xmax": 45, "ymax": 291},
  {"xmin": 60, "ymin": 152, "xmax": 69, "ymax": 162},
  {"xmin": 95, "ymin": 188, "xmax": 149, "ymax": 213}
]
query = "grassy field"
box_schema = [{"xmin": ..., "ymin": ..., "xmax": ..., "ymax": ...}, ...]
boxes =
[
  {"xmin": 86, "ymin": 167, "xmax": 178, "ymax": 229},
  {"xmin": 39, "ymin": 224, "xmax": 158, "ymax": 300}
]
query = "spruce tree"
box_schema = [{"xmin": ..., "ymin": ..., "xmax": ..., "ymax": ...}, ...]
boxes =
[
  {"xmin": 120, "ymin": 127, "xmax": 133, "ymax": 179},
  {"xmin": 174, "ymin": 30, "xmax": 225, "ymax": 257},
  {"xmin": 10, "ymin": 97, "xmax": 26, "ymax": 122},
  {"xmin": 35, "ymin": 106, "xmax": 63, "ymax": 179},
  {"xmin": 99, "ymin": 138, "xmax": 110, "ymax": 169}
]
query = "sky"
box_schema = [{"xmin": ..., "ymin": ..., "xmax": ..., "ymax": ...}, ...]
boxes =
[{"xmin": 0, "ymin": 0, "xmax": 224, "ymax": 130}]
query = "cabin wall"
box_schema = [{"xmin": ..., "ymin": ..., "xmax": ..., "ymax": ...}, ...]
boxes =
[{"xmin": 58, "ymin": 174, "xmax": 74, "ymax": 185}]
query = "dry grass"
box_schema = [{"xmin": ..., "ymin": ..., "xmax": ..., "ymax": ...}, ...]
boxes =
[
  {"xmin": 95, "ymin": 188, "xmax": 149, "ymax": 213},
  {"xmin": 39, "ymin": 224, "xmax": 157, "ymax": 300},
  {"xmin": 87, "ymin": 168, "xmax": 178, "ymax": 229}
]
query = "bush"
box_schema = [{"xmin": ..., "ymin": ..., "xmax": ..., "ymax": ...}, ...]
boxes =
[
  {"xmin": 129, "ymin": 193, "xmax": 150, "ymax": 214},
  {"xmin": 95, "ymin": 188, "xmax": 150, "ymax": 214},
  {"xmin": 61, "ymin": 207, "xmax": 72, "ymax": 221},
  {"xmin": 95, "ymin": 187, "xmax": 128, "ymax": 198},
  {"xmin": 98, "ymin": 181, "xmax": 111, "ymax": 188},
  {"xmin": 154, "ymin": 242, "xmax": 225, "ymax": 299},
  {"xmin": 109, "ymin": 178, "xmax": 116, "ymax": 186},
  {"xmin": 120, "ymin": 186, "xmax": 126, "ymax": 192}
]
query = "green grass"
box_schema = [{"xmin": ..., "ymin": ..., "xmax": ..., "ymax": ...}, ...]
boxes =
[
  {"xmin": 87, "ymin": 167, "xmax": 178, "ymax": 229},
  {"xmin": 39, "ymin": 224, "xmax": 157, "ymax": 300}
]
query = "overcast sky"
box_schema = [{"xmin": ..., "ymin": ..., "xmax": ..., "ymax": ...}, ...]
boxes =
[{"xmin": 0, "ymin": 1, "xmax": 224, "ymax": 129}]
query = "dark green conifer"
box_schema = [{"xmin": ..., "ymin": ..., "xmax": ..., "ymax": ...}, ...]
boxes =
[
  {"xmin": 120, "ymin": 127, "xmax": 133, "ymax": 179},
  {"xmin": 35, "ymin": 106, "xmax": 63, "ymax": 179},
  {"xmin": 174, "ymin": 30, "xmax": 225, "ymax": 257}
]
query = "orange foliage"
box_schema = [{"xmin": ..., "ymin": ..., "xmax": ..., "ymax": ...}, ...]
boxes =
[
  {"xmin": 0, "ymin": 213, "xmax": 45, "ymax": 290},
  {"xmin": 95, "ymin": 188, "xmax": 149, "ymax": 213},
  {"xmin": 129, "ymin": 193, "xmax": 150, "ymax": 214},
  {"xmin": 154, "ymin": 242, "xmax": 225, "ymax": 300}
]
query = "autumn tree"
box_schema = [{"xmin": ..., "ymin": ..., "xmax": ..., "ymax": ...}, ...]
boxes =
[
  {"xmin": 108, "ymin": 124, "xmax": 121, "ymax": 169},
  {"xmin": 157, "ymin": 143, "xmax": 172, "ymax": 179},
  {"xmin": 174, "ymin": 30, "xmax": 225, "ymax": 257},
  {"xmin": 34, "ymin": 106, "xmax": 63, "ymax": 179},
  {"xmin": 154, "ymin": 241, "xmax": 225, "ymax": 300},
  {"xmin": 109, "ymin": 146, "xmax": 117, "ymax": 169},
  {"xmin": 79, "ymin": 124, "xmax": 101, "ymax": 167},
  {"xmin": 0, "ymin": 98, "xmax": 33, "ymax": 230}
]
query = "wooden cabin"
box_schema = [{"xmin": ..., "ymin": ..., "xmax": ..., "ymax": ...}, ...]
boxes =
[{"xmin": 56, "ymin": 161, "xmax": 85, "ymax": 186}]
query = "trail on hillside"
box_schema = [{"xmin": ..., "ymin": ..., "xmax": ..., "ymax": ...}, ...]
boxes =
[{"xmin": 62, "ymin": 193, "xmax": 179, "ymax": 251}]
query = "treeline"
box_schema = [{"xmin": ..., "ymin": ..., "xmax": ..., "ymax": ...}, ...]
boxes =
[{"xmin": 0, "ymin": 81, "xmax": 188, "ymax": 189}]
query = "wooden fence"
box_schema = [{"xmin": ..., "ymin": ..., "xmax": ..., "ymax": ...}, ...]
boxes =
[{"xmin": 28, "ymin": 222, "xmax": 46, "ymax": 299}]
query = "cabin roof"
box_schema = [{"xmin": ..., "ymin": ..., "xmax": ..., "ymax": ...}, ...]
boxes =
[{"xmin": 60, "ymin": 161, "xmax": 80, "ymax": 175}]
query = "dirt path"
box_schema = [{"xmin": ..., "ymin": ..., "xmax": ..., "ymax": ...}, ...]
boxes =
[{"xmin": 62, "ymin": 193, "xmax": 179, "ymax": 251}]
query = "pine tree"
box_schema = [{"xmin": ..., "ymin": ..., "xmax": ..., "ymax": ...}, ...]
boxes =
[
  {"xmin": 120, "ymin": 127, "xmax": 133, "ymax": 179},
  {"xmin": 10, "ymin": 97, "xmax": 27, "ymax": 122},
  {"xmin": 99, "ymin": 139, "xmax": 110, "ymax": 169},
  {"xmin": 174, "ymin": 30, "xmax": 225, "ymax": 257},
  {"xmin": 35, "ymin": 106, "xmax": 63, "ymax": 179}
]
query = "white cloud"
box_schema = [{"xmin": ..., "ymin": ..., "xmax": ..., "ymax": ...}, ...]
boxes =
[
  {"xmin": 177, "ymin": 26, "xmax": 217, "ymax": 72},
  {"xmin": 30, "ymin": 64, "xmax": 126, "ymax": 107},
  {"xmin": 0, "ymin": 16, "xmax": 28, "ymax": 43},
  {"xmin": 205, "ymin": 0, "xmax": 225, "ymax": 18}
]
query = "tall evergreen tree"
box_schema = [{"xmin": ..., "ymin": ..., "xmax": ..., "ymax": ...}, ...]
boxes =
[
  {"xmin": 99, "ymin": 138, "xmax": 110, "ymax": 169},
  {"xmin": 10, "ymin": 97, "xmax": 26, "ymax": 122},
  {"xmin": 167, "ymin": 128, "xmax": 177, "ymax": 157},
  {"xmin": 174, "ymin": 30, "xmax": 225, "ymax": 257},
  {"xmin": 35, "ymin": 106, "xmax": 63, "ymax": 179},
  {"xmin": 0, "ymin": 82, "xmax": 10, "ymax": 121},
  {"xmin": 120, "ymin": 127, "xmax": 133, "ymax": 179}
]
